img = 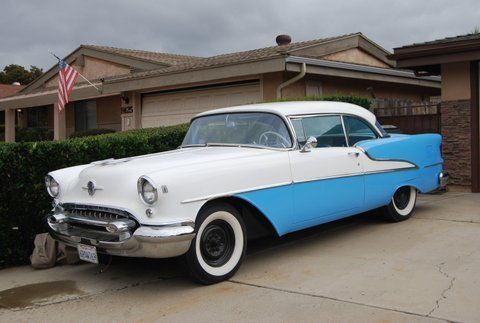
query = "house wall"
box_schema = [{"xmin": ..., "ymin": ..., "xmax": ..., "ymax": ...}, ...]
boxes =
[
  {"xmin": 318, "ymin": 76, "xmax": 438, "ymax": 101},
  {"xmin": 45, "ymin": 56, "xmax": 131, "ymax": 88},
  {"xmin": 440, "ymin": 62, "xmax": 474, "ymax": 188},
  {"xmin": 261, "ymin": 72, "xmax": 308, "ymax": 100},
  {"xmin": 263, "ymin": 73, "xmax": 439, "ymax": 103},
  {"xmin": 441, "ymin": 62, "xmax": 471, "ymax": 101},
  {"xmin": 322, "ymin": 48, "xmax": 390, "ymax": 68}
]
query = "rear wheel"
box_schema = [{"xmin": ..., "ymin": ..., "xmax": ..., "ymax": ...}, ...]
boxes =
[
  {"xmin": 185, "ymin": 203, "xmax": 246, "ymax": 284},
  {"xmin": 381, "ymin": 186, "xmax": 417, "ymax": 222}
]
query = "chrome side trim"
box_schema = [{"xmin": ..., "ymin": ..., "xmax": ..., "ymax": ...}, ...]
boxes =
[
  {"xmin": 181, "ymin": 165, "xmax": 417, "ymax": 204},
  {"xmin": 293, "ymin": 166, "xmax": 417, "ymax": 185},
  {"xmin": 354, "ymin": 146, "xmax": 419, "ymax": 169},
  {"xmin": 181, "ymin": 181, "xmax": 293, "ymax": 204},
  {"xmin": 424, "ymin": 161, "xmax": 444, "ymax": 168}
]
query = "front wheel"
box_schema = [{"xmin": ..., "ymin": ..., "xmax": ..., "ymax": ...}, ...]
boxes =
[
  {"xmin": 185, "ymin": 203, "xmax": 246, "ymax": 284},
  {"xmin": 381, "ymin": 186, "xmax": 417, "ymax": 222}
]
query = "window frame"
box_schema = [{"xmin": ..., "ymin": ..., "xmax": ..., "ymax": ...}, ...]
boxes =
[
  {"xmin": 288, "ymin": 113, "xmax": 381, "ymax": 149},
  {"xmin": 341, "ymin": 115, "xmax": 379, "ymax": 146}
]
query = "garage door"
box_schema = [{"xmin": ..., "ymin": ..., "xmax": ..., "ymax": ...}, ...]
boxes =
[{"xmin": 141, "ymin": 82, "xmax": 261, "ymax": 127}]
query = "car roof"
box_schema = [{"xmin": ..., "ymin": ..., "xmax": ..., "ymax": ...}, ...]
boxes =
[{"xmin": 196, "ymin": 101, "xmax": 377, "ymax": 125}]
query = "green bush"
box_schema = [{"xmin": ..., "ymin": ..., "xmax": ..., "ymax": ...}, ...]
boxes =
[
  {"xmin": 0, "ymin": 126, "xmax": 53, "ymax": 142},
  {"xmin": 16, "ymin": 127, "xmax": 54, "ymax": 142},
  {"xmin": 0, "ymin": 124, "xmax": 188, "ymax": 268},
  {"xmin": 69, "ymin": 128, "xmax": 116, "ymax": 138},
  {"xmin": 275, "ymin": 95, "xmax": 372, "ymax": 109}
]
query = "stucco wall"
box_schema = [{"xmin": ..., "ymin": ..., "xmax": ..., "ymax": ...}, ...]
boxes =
[
  {"xmin": 261, "ymin": 72, "xmax": 439, "ymax": 103},
  {"xmin": 441, "ymin": 62, "xmax": 471, "ymax": 101},
  {"xmin": 318, "ymin": 76, "xmax": 439, "ymax": 101},
  {"xmin": 322, "ymin": 48, "xmax": 390, "ymax": 68},
  {"xmin": 45, "ymin": 56, "xmax": 131, "ymax": 88},
  {"xmin": 262, "ymin": 72, "xmax": 307, "ymax": 100}
]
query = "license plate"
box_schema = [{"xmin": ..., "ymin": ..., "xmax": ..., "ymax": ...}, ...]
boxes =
[{"xmin": 77, "ymin": 244, "xmax": 98, "ymax": 264}]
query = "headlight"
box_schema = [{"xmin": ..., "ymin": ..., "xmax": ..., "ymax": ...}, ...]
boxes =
[
  {"xmin": 45, "ymin": 175, "xmax": 60, "ymax": 197},
  {"xmin": 137, "ymin": 176, "xmax": 158, "ymax": 205}
]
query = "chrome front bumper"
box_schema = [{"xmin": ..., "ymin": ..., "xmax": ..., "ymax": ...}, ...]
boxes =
[{"xmin": 47, "ymin": 212, "xmax": 195, "ymax": 258}]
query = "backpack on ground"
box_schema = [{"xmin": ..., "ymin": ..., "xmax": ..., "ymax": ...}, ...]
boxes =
[{"xmin": 30, "ymin": 233, "xmax": 57, "ymax": 269}]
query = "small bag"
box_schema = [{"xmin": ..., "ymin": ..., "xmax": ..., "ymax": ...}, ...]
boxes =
[
  {"xmin": 57, "ymin": 242, "xmax": 80, "ymax": 265},
  {"xmin": 30, "ymin": 233, "xmax": 57, "ymax": 269}
]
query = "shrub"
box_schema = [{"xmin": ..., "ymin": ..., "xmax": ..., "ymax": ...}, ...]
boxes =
[
  {"xmin": 0, "ymin": 126, "xmax": 54, "ymax": 142},
  {"xmin": 274, "ymin": 95, "xmax": 372, "ymax": 109},
  {"xmin": 0, "ymin": 124, "xmax": 188, "ymax": 268},
  {"xmin": 16, "ymin": 127, "xmax": 54, "ymax": 142},
  {"xmin": 69, "ymin": 128, "xmax": 116, "ymax": 138}
]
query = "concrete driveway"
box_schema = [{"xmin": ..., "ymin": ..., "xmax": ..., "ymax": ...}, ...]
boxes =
[{"xmin": 0, "ymin": 192, "xmax": 479, "ymax": 322}]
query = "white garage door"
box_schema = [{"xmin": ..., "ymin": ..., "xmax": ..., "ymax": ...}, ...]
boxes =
[{"xmin": 141, "ymin": 82, "xmax": 261, "ymax": 127}]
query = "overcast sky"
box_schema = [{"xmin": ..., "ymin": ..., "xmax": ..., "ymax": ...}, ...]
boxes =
[{"xmin": 1, "ymin": 0, "xmax": 479, "ymax": 71}]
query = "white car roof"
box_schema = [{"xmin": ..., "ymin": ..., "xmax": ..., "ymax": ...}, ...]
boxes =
[{"xmin": 196, "ymin": 101, "xmax": 377, "ymax": 125}]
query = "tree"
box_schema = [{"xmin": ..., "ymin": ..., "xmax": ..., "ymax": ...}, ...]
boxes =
[{"xmin": 0, "ymin": 64, "xmax": 43, "ymax": 85}]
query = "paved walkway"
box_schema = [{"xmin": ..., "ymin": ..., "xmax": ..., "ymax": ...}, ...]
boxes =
[{"xmin": 0, "ymin": 192, "xmax": 479, "ymax": 322}]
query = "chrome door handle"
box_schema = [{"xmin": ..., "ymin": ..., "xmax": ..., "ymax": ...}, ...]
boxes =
[{"xmin": 348, "ymin": 152, "xmax": 360, "ymax": 157}]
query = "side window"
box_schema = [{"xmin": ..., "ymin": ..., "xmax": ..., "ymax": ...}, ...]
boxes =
[
  {"xmin": 291, "ymin": 119, "xmax": 306, "ymax": 145},
  {"xmin": 343, "ymin": 116, "xmax": 377, "ymax": 145},
  {"xmin": 302, "ymin": 115, "xmax": 347, "ymax": 148}
]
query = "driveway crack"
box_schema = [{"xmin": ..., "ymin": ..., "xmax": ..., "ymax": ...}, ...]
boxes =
[{"xmin": 427, "ymin": 262, "xmax": 456, "ymax": 317}]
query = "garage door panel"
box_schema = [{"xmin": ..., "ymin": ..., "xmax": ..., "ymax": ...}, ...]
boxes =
[{"xmin": 142, "ymin": 83, "xmax": 260, "ymax": 127}]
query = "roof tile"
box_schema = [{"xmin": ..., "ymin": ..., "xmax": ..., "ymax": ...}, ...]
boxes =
[
  {"xmin": 105, "ymin": 33, "xmax": 361, "ymax": 82},
  {"xmin": 81, "ymin": 45, "xmax": 204, "ymax": 65},
  {"xmin": 397, "ymin": 32, "xmax": 480, "ymax": 49}
]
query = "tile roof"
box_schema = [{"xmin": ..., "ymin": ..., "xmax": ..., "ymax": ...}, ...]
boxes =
[
  {"xmin": 0, "ymin": 84, "xmax": 24, "ymax": 98},
  {"xmin": 105, "ymin": 33, "xmax": 362, "ymax": 82},
  {"xmin": 81, "ymin": 45, "xmax": 204, "ymax": 66},
  {"xmin": 397, "ymin": 33, "xmax": 480, "ymax": 49}
]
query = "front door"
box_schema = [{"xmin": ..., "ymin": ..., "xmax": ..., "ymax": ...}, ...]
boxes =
[{"xmin": 288, "ymin": 115, "xmax": 364, "ymax": 229}]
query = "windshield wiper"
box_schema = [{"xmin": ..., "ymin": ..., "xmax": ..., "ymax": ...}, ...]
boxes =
[
  {"xmin": 182, "ymin": 143, "xmax": 273, "ymax": 150},
  {"xmin": 180, "ymin": 143, "xmax": 207, "ymax": 148}
]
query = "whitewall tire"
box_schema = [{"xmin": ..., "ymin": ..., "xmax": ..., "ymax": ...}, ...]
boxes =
[
  {"xmin": 185, "ymin": 203, "xmax": 246, "ymax": 284},
  {"xmin": 381, "ymin": 186, "xmax": 417, "ymax": 222}
]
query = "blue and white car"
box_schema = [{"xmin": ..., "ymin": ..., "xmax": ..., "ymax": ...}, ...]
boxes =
[{"xmin": 46, "ymin": 101, "xmax": 448, "ymax": 284}]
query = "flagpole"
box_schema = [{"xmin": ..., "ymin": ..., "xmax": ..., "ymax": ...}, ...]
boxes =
[{"xmin": 48, "ymin": 51, "xmax": 102, "ymax": 93}]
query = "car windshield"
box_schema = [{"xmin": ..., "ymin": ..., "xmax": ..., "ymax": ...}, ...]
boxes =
[{"xmin": 182, "ymin": 112, "xmax": 293, "ymax": 149}]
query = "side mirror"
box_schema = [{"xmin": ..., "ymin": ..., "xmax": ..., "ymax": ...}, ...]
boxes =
[{"xmin": 301, "ymin": 136, "xmax": 317, "ymax": 152}]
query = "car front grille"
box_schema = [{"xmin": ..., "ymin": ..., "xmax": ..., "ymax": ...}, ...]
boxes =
[
  {"xmin": 54, "ymin": 204, "xmax": 138, "ymax": 243},
  {"xmin": 61, "ymin": 203, "xmax": 134, "ymax": 222}
]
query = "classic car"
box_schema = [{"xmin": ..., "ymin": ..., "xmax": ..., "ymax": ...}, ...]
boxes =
[{"xmin": 46, "ymin": 101, "xmax": 448, "ymax": 284}]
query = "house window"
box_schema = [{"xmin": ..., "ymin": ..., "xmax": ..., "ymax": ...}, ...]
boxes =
[
  {"xmin": 74, "ymin": 100, "xmax": 97, "ymax": 131},
  {"xmin": 27, "ymin": 106, "xmax": 49, "ymax": 127}
]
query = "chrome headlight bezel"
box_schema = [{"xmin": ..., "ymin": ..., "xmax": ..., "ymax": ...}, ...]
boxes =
[
  {"xmin": 137, "ymin": 176, "xmax": 158, "ymax": 205},
  {"xmin": 45, "ymin": 175, "xmax": 60, "ymax": 197}
]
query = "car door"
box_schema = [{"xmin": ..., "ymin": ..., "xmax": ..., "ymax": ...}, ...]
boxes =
[{"xmin": 288, "ymin": 114, "xmax": 365, "ymax": 229}]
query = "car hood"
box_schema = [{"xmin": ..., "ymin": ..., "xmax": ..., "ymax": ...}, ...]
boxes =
[
  {"xmin": 57, "ymin": 146, "xmax": 281, "ymax": 204},
  {"xmin": 78, "ymin": 146, "xmax": 275, "ymax": 179}
]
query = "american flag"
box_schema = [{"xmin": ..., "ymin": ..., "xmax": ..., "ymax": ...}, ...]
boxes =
[{"xmin": 57, "ymin": 60, "xmax": 79, "ymax": 111}]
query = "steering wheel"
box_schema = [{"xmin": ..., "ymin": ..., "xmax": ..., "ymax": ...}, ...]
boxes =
[{"xmin": 258, "ymin": 131, "xmax": 290, "ymax": 148}]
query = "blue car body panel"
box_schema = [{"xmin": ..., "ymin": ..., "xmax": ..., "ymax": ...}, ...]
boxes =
[{"xmin": 235, "ymin": 133, "xmax": 444, "ymax": 236}]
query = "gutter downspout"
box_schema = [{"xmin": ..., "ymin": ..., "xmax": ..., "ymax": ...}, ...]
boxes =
[{"xmin": 276, "ymin": 62, "xmax": 306, "ymax": 99}]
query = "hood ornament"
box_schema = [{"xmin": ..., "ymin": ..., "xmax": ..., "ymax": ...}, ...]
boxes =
[{"xmin": 82, "ymin": 180, "xmax": 103, "ymax": 196}]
